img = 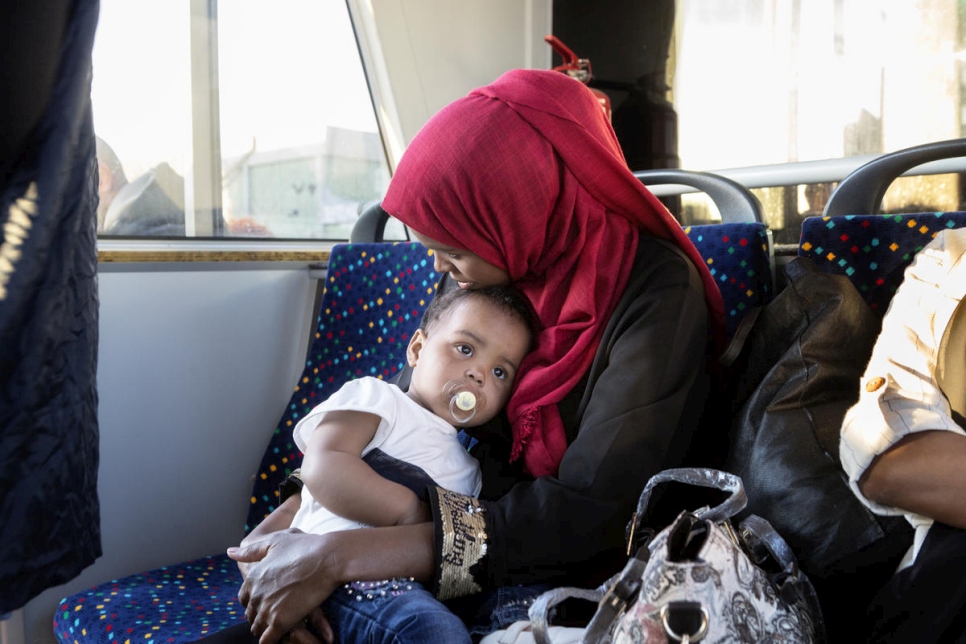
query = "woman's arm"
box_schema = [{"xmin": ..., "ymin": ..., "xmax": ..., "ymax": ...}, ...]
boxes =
[
  {"xmin": 236, "ymin": 492, "xmax": 302, "ymax": 581},
  {"xmin": 243, "ymin": 493, "xmax": 301, "ymax": 547},
  {"xmin": 301, "ymin": 409, "xmax": 427, "ymax": 526},
  {"xmin": 229, "ymin": 522, "xmax": 435, "ymax": 644}
]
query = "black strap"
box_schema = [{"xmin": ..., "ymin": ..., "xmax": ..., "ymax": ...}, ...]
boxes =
[
  {"xmin": 738, "ymin": 514, "xmax": 798, "ymax": 571},
  {"xmin": 718, "ymin": 305, "xmax": 762, "ymax": 367}
]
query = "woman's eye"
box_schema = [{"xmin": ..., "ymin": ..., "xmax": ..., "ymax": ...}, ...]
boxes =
[
  {"xmin": 457, "ymin": 344, "xmax": 473, "ymax": 356},
  {"xmin": 446, "ymin": 252, "xmax": 460, "ymax": 260},
  {"xmin": 493, "ymin": 367, "xmax": 507, "ymax": 380}
]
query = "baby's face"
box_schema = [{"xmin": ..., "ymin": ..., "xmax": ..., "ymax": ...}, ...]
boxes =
[{"xmin": 406, "ymin": 297, "xmax": 530, "ymax": 427}]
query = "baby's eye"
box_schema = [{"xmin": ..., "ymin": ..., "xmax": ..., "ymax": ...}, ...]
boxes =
[
  {"xmin": 447, "ymin": 252, "xmax": 461, "ymax": 260},
  {"xmin": 456, "ymin": 344, "xmax": 473, "ymax": 356},
  {"xmin": 493, "ymin": 367, "xmax": 508, "ymax": 380}
]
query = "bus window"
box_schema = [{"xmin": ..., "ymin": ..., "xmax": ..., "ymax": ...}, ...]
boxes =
[
  {"xmin": 672, "ymin": 0, "xmax": 965, "ymax": 244},
  {"xmin": 92, "ymin": 0, "xmax": 393, "ymax": 241},
  {"xmin": 554, "ymin": 0, "xmax": 965, "ymax": 242}
]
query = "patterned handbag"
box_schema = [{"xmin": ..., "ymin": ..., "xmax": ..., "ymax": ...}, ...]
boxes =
[{"xmin": 524, "ymin": 469, "xmax": 826, "ymax": 644}]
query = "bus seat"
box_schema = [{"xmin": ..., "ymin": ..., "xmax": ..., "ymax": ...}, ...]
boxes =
[
  {"xmin": 636, "ymin": 170, "xmax": 773, "ymax": 338},
  {"xmin": 799, "ymin": 213, "xmax": 966, "ymax": 314},
  {"xmin": 799, "ymin": 139, "xmax": 966, "ymax": 314},
  {"xmin": 684, "ymin": 222, "xmax": 772, "ymax": 338},
  {"xmin": 53, "ymin": 242, "xmax": 440, "ymax": 644}
]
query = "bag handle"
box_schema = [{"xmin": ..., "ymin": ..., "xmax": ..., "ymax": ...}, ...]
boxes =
[
  {"xmin": 526, "ymin": 581, "xmax": 611, "ymax": 644},
  {"xmin": 737, "ymin": 514, "xmax": 797, "ymax": 571},
  {"xmin": 527, "ymin": 546, "xmax": 652, "ymax": 644},
  {"xmin": 738, "ymin": 515, "xmax": 828, "ymax": 638},
  {"xmin": 626, "ymin": 468, "xmax": 747, "ymax": 554}
]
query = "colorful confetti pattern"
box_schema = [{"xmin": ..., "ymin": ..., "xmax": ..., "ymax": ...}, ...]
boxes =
[
  {"xmin": 52, "ymin": 556, "xmax": 244, "ymax": 644},
  {"xmin": 685, "ymin": 222, "xmax": 773, "ymax": 338},
  {"xmin": 244, "ymin": 243, "xmax": 439, "ymax": 530},
  {"xmin": 798, "ymin": 213, "xmax": 966, "ymax": 314}
]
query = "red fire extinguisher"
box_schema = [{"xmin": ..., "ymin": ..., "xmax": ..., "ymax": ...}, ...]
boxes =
[{"xmin": 544, "ymin": 35, "xmax": 612, "ymax": 122}]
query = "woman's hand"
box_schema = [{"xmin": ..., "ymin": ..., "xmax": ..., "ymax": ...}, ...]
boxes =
[
  {"xmin": 228, "ymin": 528, "xmax": 342, "ymax": 644},
  {"xmin": 229, "ymin": 522, "xmax": 436, "ymax": 644},
  {"xmin": 236, "ymin": 494, "xmax": 303, "ymax": 582}
]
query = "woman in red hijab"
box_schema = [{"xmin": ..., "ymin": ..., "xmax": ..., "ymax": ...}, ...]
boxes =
[{"xmin": 231, "ymin": 69, "xmax": 722, "ymax": 643}]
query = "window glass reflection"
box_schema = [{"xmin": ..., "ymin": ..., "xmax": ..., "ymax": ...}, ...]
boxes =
[
  {"xmin": 92, "ymin": 0, "xmax": 391, "ymax": 240},
  {"xmin": 92, "ymin": 1, "xmax": 190, "ymax": 237},
  {"xmin": 216, "ymin": 0, "xmax": 389, "ymax": 240},
  {"xmin": 674, "ymin": 0, "xmax": 963, "ymax": 169}
]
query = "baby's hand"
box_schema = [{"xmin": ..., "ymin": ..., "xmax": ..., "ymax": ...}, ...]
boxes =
[{"xmin": 396, "ymin": 494, "xmax": 431, "ymax": 525}]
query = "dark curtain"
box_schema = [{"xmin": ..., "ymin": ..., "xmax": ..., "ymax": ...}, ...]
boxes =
[{"xmin": 0, "ymin": 0, "xmax": 102, "ymax": 612}]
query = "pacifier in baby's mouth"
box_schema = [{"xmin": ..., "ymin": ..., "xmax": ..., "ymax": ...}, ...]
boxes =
[{"xmin": 443, "ymin": 379, "xmax": 486, "ymax": 425}]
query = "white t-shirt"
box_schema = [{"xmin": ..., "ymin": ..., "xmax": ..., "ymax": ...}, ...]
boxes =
[
  {"xmin": 290, "ymin": 377, "xmax": 482, "ymax": 535},
  {"xmin": 840, "ymin": 227, "xmax": 966, "ymax": 568}
]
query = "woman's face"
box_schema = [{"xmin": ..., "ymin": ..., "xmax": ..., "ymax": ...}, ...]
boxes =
[{"xmin": 410, "ymin": 230, "xmax": 511, "ymax": 289}]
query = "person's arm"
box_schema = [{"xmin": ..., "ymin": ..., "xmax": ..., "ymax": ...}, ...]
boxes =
[
  {"xmin": 242, "ymin": 492, "xmax": 301, "ymax": 547},
  {"xmin": 236, "ymin": 492, "xmax": 302, "ymax": 581},
  {"xmin": 230, "ymin": 522, "xmax": 435, "ymax": 644},
  {"xmin": 840, "ymin": 230, "xmax": 966, "ymax": 527},
  {"xmin": 299, "ymin": 409, "xmax": 427, "ymax": 526},
  {"xmin": 428, "ymin": 239, "xmax": 711, "ymax": 599},
  {"xmin": 859, "ymin": 430, "xmax": 966, "ymax": 530}
]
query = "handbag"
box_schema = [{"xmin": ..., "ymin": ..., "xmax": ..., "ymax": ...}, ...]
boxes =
[{"xmin": 516, "ymin": 468, "xmax": 825, "ymax": 644}]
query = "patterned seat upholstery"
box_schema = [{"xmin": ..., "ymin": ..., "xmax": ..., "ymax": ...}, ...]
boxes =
[
  {"xmin": 53, "ymin": 242, "xmax": 439, "ymax": 644},
  {"xmin": 684, "ymin": 222, "xmax": 773, "ymax": 339},
  {"xmin": 798, "ymin": 212, "xmax": 966, "ymax": 314}
]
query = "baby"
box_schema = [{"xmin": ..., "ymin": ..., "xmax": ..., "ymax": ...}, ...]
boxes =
[{"xmin": 241, "ymin": 284, "xmax": 537, "ymax": 643}]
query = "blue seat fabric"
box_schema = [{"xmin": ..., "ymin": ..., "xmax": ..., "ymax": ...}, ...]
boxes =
[
  {"xmin": 684, "ymin": 222, "xmax": 772, "ymax": 339},
  {"xmin": 52, "ymin": 227, "xmax": 772, "ymax": 644},
  {"xmin": 53, "ymin": 243, "xmax": 439, "ymax": 644},
  {"xmin": 798, "ymin": 212, "xmax": 966, "ymax": 314}
]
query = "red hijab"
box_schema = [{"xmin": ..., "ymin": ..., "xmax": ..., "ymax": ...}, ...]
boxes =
[{"xmin": 382, "ymin": 69, "xmax": 724, "ymax": 478}]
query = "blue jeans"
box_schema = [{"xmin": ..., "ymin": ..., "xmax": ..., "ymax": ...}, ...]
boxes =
[
  {"xmin": 322, "ymin": 578, "xmax": 471, "ymax": 644},
  {"xmin": 197, "ymin": 582, "xmax": 553, "ymax": 644}
]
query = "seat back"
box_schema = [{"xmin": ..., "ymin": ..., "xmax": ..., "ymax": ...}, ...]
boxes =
[
  {"xmin": 799, "ymin": 138, "xmax": 966, "ymax": 314},
  {"xmin": 823, "ymin": 139, "xmax": 966, "ymax": 219},
  {"xmin": 245, "ymin": 241, "xmax": 439, "ymax": 530},
  {"xmin": 684, "ymin": 222, "xmax": 772, "ymax": 339},
  {"xmin": 799, "ymin": 213, "xmax": 966, "ymax": 314},
  {"xmin": 641, "ymin": 170, "xmax": 772, "ymax": 338}
]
